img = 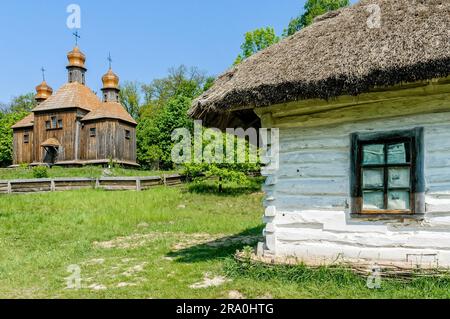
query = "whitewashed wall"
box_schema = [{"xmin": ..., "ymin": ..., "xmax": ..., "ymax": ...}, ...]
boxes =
[{"xmin": 263, "ymin": 111, "xmax": 450, "ymax": 268}]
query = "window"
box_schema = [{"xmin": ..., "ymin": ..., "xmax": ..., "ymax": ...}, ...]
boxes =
[
  {"xmin": 351, "ymin": 128, "xmax": 424, "ymax": 215},
  {"xmin": 45, "ymin": 121, "xmax": 51, "ymax": 130},
  {"xmin": 125, "ymin": 129, "xmax": 131, "ymax": 140},
  {"xmin": 58, "ymin": 119, "xmax": 63, "ymax": 128},
  {"xmin": 51, "ymin": 117, "xmax": 57, "ymax": 128},
  {"xmin": 24, "ymin": 133, "xmax": 29, "ymax": 144},
  {"xmin": 90, "ymin": 128, "xmax": 96, "ymax": 137}
]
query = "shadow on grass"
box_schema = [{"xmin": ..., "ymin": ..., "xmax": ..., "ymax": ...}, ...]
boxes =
[
  {"xmin": 186, "ymin": 177, "xmax": 264, "ymax": 197},
  {"xmin": 166, "ymin": 225, "xmax": 264, "ymax": 263}
]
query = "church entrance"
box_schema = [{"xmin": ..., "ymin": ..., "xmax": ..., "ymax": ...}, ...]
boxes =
[
  {"xmin": 43, "ymin": 146, "xmax": 58, "ymax": 165},
  {"xmin": 41, "ymin": 138, "xmax": 61, "ymax": 165}
]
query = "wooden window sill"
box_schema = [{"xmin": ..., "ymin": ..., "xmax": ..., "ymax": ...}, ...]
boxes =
[
  {"xmin": 350, "ymin": 211, "xmax": 425, "ymax": 221},
  {"xmin": 361, "ymin": 209, "xmax": 413, "ymax": 215}
]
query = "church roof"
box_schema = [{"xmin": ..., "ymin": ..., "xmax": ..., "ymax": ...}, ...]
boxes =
[
  {"xmin": 33, "ymin": 82, "xmax": 102, "ymax": 113},
  {"xmin": 11, "ymin": 113, "xmax": 34, "ymax": 129},
  {"xmin": 81, "ymin": 102, "xmax": 137, "ymax": 125}
]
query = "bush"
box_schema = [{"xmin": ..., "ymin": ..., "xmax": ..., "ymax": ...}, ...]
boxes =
[{"xmin": 32, "ymin": 166, "xmax": 49, "ymax": 178}]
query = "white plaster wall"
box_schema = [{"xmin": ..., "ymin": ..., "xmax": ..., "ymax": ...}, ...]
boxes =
[{"xmin": 263, "ymin": 112, "xmax": 450, "ymax": 267}]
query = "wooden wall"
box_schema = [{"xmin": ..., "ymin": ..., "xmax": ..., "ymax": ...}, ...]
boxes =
[
  {"xmin": 13, "ymin": 128, "xmax": 33, "ymax": 165},
  {"xmin": 255, "ymin": 80, "xmax": 450, "ymax": 268},
  {"xmin": 33, "ymin": 109, "xmax": 81, "ymax": 162},
  {"xmin": 115, "ymin": 122, "xmax": 137, "ymax": 162},
  {"xmin": 80, "ymin": 119, "xmax": 136, "ymax": 163},
  {"xmin": 260, "ymin": 112, "xmax": 450, "ymax": 267}
]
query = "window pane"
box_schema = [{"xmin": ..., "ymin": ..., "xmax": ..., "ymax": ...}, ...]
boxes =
[
  {"xmin": 363, "ymin": 191, "xmax": 384, "ymax": 210},
  {"xmin": 363, "ymin": 144, "xmax": 385, "ymax": 165},
  {"xmin": 363, "ymin": 169, "xmax": 384, "ymax": 188},
  {"xmin": 388, "ymin": 143, "xmax": 409, "ymax": 164},
  {"xmin": 387, "ymin": 191, "xmax": 410, "ymax": 210},
  {"xmin": 388, "ymin": 168, "xmax": 410, "ymax": 188}
]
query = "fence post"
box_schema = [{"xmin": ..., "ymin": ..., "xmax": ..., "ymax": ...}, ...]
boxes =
[
  {"xmin": 163, "ymin": 174, "xmax": 167, "ymax": 186},
  {"xmin": 50, "ymin": 179, "xmax": 56, "ymax": 192},
  {"xmin": 7, "ymin": 181, "xmax": 12, "ymax": 194},
  {"xmin": 136, "ymin": 177, "xmax": 141, "ymax": 191},
  {"xmin": 95, "ymin": 178, "xmax": 100, "ymax": 189}
]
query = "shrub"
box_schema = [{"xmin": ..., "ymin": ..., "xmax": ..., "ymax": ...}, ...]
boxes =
[{"xmin": 32, "ymin": 166, "xmax": 49, "ymax": 178}]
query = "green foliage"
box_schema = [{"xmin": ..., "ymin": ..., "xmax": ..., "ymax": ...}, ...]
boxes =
[
  {"xmin": 32, "ymin": 166, "xmax": 49, "ymax": 179},
  {"xmin": 224, "ymin": 258, "xmax": 363, "ymax": 286},
  {"xmin": 0, "ymin": 111, "xmax": 28, "ymax": 167},
  {"xmin": 8, "ymin": 93, "xmax": 37, "ymax": 113},
  {"xmin": 0, "ymin": 93, "xmax": 39, "ymax": 167},
  {"xmin": 137, "ymin": 66, "xmax": 211, "ymax": 170},
  {"xmin": 119, "ymin": 81, "xmax": 141, "ymax": 120},
  {"xmin": 234, "ymin": 27, "xmax": 280, "ymax": 65},
  {"xmin": 183, "ymin": 131, "xmax": 261, "ymax": 193},
  {"xmin": 283, "ymin": 0, "xmax": 350, "ymax": 37}
]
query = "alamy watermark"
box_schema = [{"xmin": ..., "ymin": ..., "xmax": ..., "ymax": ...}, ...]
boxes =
[
  {"xmin": 366, "ymin": 264, "xmax": 382, "ymax": 289},
  {"xmin": 66, "ymin": 4, "xmax": 81, "ymax": 30},
  {"xmin": 366, "ymin": 4, "xmax": 381, "ymax": 29},
  {"xmin": 66, "ymin": 264, "xmax": 81, "ymax": 290},
  {"xmin": 171, "ymin": 121, "xmax": 279, "ymax": 170}
]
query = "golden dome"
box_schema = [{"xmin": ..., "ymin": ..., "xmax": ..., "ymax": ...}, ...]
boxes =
[
  {"xmin": 67, "ymin": 46, "xmax": 86, "ymax": 68},
  {"xmin": 35, "ymin": 81, "xmax": 53, "ymax": 101},
  {"xmin": 102, "ymin": 68, "xmax": 120, "ymax": 89}
]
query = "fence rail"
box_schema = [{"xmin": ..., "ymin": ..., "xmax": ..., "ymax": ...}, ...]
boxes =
[{"xmin": 0, "ymin": 174, "xmax": 186, "ymax": 195}]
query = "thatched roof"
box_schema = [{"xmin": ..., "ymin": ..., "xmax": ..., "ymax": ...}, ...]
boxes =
[{"xmin": 190, "ymin": 0, "xmax": 450, "ymax": 128}]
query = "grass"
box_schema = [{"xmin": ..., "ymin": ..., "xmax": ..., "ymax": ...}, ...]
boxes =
[
  {"xmin": 1, "ymin": 185, "xmax": 450, "ymax": 299},
  {"xmin": 0, "ymin": 166, "xmax": 178, "ymax": 180}
]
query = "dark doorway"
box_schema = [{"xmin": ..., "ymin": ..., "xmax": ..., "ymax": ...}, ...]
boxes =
[{"xmin": 43, "ymin": 146, "xmax": 58, "ymax": 165}]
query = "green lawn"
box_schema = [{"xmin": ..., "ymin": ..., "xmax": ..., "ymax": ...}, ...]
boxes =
[
  {"xmin": 0, "ymin": 166, "xmax": 178, "ymax": 180},
  {"xmin": 1, "ymin": 186, "xmax": 450, "ymax": 299}
]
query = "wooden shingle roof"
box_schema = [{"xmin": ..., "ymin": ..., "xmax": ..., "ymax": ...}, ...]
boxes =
[
  {"xmin": 11, "ymin": 113, "xmax": 34, "ymax": 129},
  {"xmin": 33, "ymin": 82, "xmax": 101, "ymax": 113},
  {"xmin": 81, "ymin": 102, "xmax": 137, "ymax": 125}
]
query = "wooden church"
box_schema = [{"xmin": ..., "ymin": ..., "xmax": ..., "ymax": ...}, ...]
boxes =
[{"xmin": 11, "ymin": 45, "xmax": 137, "ymax": 167}]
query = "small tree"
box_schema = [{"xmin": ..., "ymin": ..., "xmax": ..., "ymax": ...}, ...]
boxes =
[
  {"xmin": 283, "ymin": 0, "xmax": 350, "ymax": 37},
  {"xmin": 234, "ymin": 27, "xmax": 280, "ymax": 65},
  {"xmin": 0, "ymin": 111, "xmax": 28, "ymax": 167},
  {"xmin": 183, "ymin": 131, "xmax": 260, "ymax": 193}
]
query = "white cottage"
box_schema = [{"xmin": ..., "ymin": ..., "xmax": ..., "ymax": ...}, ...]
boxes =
[{"xmin": 190, "ymin": 0, "xmax": 450, "ymax": 268}]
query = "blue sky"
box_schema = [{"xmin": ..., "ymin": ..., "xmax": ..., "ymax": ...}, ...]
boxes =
[{"xmin": 0, "ymin": 0, "xmax": 355, "ymax": 103}]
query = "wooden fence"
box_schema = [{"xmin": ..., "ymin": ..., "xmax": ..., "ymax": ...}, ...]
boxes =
[{"xmin": 0, "ymin": 174, "xmax": 186, "ymax": 195}]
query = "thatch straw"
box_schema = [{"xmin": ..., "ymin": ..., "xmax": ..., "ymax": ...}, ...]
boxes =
[{"xmin": 190, "ymin": 0, "xmax": 450, "ymax": 128}]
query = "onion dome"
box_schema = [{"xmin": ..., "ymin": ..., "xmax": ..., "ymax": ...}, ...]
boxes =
[
  {"xmin": 67, "ymin": 46, "xmax": 86, "ymax": 69},
  {"xmin": 102, "ymin": 68, "xmax": 120, "ymax": 89},
  {"xmin": 35, "ymin": 81, "xmax": 53, "ymax": 102}
]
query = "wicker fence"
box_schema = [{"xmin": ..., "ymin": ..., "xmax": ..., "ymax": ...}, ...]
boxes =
[{"xmin": 0, "ymin": 174, "xmax": 185, "ymax": 195}]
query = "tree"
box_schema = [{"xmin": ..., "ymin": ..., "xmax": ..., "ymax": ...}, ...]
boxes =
[
  {"xmin": 283, "ymin": 0, "xmax": 350, "ymax": 37},
  {"xmin": 0, "ymin": 111, "xmax": 28, "ymax": 167},
  {"xmin": 0, "ymin": 93, "xmax": 36, "ymax": 166},
  {"xmin": 7, "ymin": 93, "xmax": 37, "ymax": 113},
  {"xmin": 234, "ymin": 27, "xmax": 280, "ymax": 65},
  {"xmin": 119, "ymin": 81, "xmax": 141, "ymax": 120},
  {"xmin": 136, "ymin": 66, "xmax": 212, "ymax": 169}
]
